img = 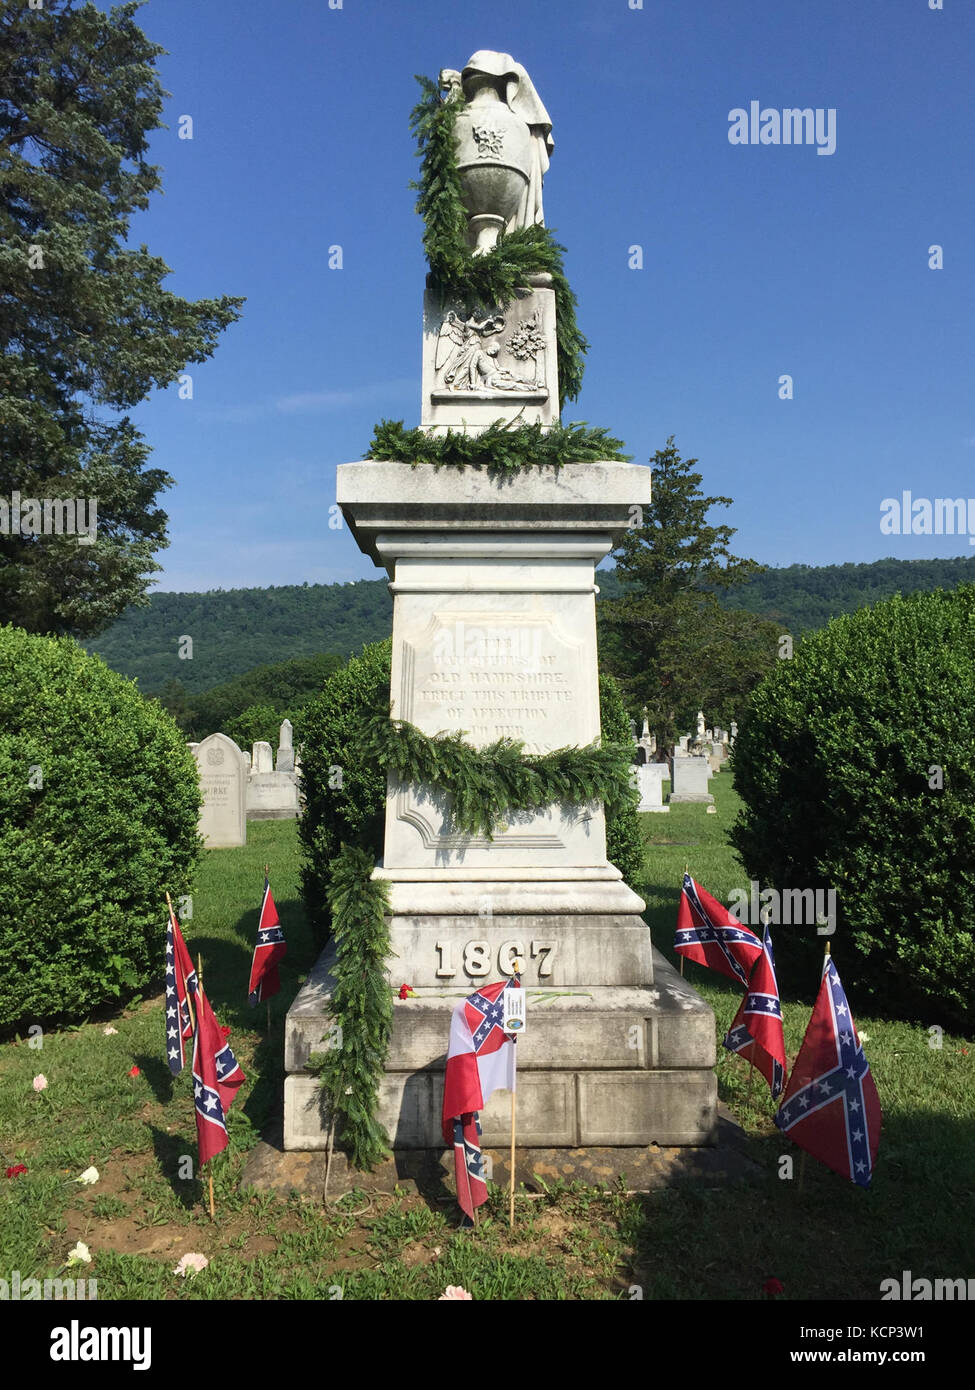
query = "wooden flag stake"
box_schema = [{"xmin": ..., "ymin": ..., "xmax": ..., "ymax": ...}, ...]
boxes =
[
  {"xmin": 508, "ymin": 959, "xmax": 524, "ymax": 1229},
  {"xmin": 197, "ymin": 952, "xmax": 215, "ymax": 1223},
  {"xmin": 509, "ymin": 1054, "xmax": 517, "ymax": 1230},
  {"xmin": 678, "ymin": 866, "xmax": 688, "ymax": 975},
  {"xmin": 263, "ymin": 865, "xmax": 271, "ymax": 1032}
]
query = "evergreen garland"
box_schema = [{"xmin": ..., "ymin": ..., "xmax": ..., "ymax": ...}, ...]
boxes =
[
  {"xmin": 409, "ymin": 74, "xmax": 588, "ymax": 409},
  {"xmin": 308, "ymin": 843, "xmax": 393, "ymax": 1170},
  {"xmin": 361, "ymin": 709, "xmax": 633, "ymax": 839},
  {"xmin": 365, "ymin": 418, "xmax": 630, "ymax": 474}
]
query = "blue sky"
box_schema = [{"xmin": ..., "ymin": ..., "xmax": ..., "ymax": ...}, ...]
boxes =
[{"xmin": 126, "ymin": 0, "xmax": 974, "ymax": 592}]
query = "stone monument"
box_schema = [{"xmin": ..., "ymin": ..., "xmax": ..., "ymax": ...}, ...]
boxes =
[
  {"xmin": 193, "ymin": 733, "xmax": 247, "ymax": 848},
  {"xmin": 285, "ymin": 52, "xmax": 716, "ymax": 1154},
  {"xmin": 421, "ymin": 55, "xmax": 558, "ymax": 435}
]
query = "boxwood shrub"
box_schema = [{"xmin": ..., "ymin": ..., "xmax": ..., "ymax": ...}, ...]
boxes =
[
  {"xmin": 0, "ymin": 625, "xmax": 201, "ymax": 1029},
  {"xmin": 730, "ymin": 587, "xmax": 975, "ymax": 1027}
]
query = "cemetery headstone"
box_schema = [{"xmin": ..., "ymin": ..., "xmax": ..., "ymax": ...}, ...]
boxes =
[
  {"xmin": 276, "ymin": 718, "xmax": 295, "ymax": 773},
  {"xmin": 252, "ymin": 741, "xmax": 273, "ymax": 774},
  {"xmin": 636, "ymin": 762, "xmax": 669, "ymax": 812},
  {"xmin": 669, "ymin": 755, "xmax": 714, "ymax": 804},
  {"xmin": 193, "ymin": 733, "xmax": 247, "ymax": 847}
]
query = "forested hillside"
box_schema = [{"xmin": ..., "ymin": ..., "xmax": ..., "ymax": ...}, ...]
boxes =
[
  {"xmin": 85, "ymin": 556, "xmax": 975, "ymax": 696},
  {"xmin": 722, "ymin": 556, "xmax": 975, "ymax": 633},
  {"xmin": 85, "ymin": 580, "xmax": 392, "ymax": 694}
]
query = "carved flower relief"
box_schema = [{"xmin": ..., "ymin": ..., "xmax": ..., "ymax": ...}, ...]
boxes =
[
  {"xmin": 472, "ymin": 124, "xmax": 505, "ymax": 158},
  {"xmin": 507, "ymin": 312, "xmax": 545, "ymax": 362}
]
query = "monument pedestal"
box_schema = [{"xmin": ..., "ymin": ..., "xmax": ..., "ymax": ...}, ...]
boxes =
[{"xmin": 283, "ymin": 461, "xmax": 717, "ymax": 1152}]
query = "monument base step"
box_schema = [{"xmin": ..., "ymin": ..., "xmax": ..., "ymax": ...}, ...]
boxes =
[
  {"xmin": 242, "ymin": 1108, "xmax": 758, "ymax": 1199},
  {"xmin": 284, "ymin": 1066, "xmax": 717, "ymax": 1150}
]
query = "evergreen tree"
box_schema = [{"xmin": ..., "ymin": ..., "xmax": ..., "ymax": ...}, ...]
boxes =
[
  {"xmin": 0, "ymin": 0, "xmax": 243, "ymax": 637},
  {"xmin": 598, "ymin": 438, "xmax": 779, "ymax": 744}
]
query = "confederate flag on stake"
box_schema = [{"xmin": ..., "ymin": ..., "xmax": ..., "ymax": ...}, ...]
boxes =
[
  {"xmin": 675, "ymin": 873, "xmax": 764, "ymax": 987},
  {"xmin": 192, "ymin": 984, "xmax": 246, "ymax": 1166},
  {"xmin": 248, "ymin": 875, "xmax": 286, "ymax": 1006},
  {"xmin": 723, "ymin": 924, "xmax": 788, "ymax": 1098},
  {"xmin": 165, "ymin": 902, "xmax": 197, "ymax": 1076},
  {"xmin": 442, "ymin": 979, "xmax": 518, "ymax": 1221},
  {"xmin": 774, "ymin": 950, "xmax": 881, "ymax": 1188}
]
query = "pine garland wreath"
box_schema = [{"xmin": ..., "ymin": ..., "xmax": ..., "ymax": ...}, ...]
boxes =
[
  {"xmin": 365, "ymin": 418, "xmax": 630, "ymax": 474},
  {"xmin": 409, "ymin": 74, "xmax": 588, "ymax": 410},
  {"xmin": 308, "ymin": 844, "xmax": 393, "ymax": 1170},
  {"xmin": 362, "ymin": 709, "xmax": 633, "ymax": 839}
]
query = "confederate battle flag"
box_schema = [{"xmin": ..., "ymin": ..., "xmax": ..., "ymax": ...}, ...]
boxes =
[
  {"xmin": 674, "ymin": 873, "xmax": 764, "ymax": 987},
  {"xmin": 248, "ymin": 875, "xmax": 287, "ymax": 1006},
  {"xmin": 774, "ymin": 952, "xmax": 881, "ymax": 1188},
  {"xmin": 723, "ymin": 924, "xmax": 788, "ymax": 1099},
  {"xmin": 192, "ymin": 984, "xmax": 246, "ymax": 1166},
  {"xmin": 165, "ymin": 901, "xmax": 197, "ymax": 1076}
]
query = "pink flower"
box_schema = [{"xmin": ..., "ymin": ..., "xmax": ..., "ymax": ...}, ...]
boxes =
[
  {"xmin": 438, "ymin": 1286, "xmax": 473, "ymax": 1300},
  {"xmin": 128, "ymin": 1065, "xmax": 140, "ymax": 1078},
  {"xmin": 763, "ymin": 1277, "xmax": 784, "ymax": 1297},
  {"xmin": 32, "ymin": 1074, "xmax": 47, "ymax": 1092},
  {"xmin": 173, "ymin": 1253, "xmax": 209, "ymax": 1278},
  {"xmin": 5, "ymin": 1165, "xmax": 27, "ymax": 1179}
]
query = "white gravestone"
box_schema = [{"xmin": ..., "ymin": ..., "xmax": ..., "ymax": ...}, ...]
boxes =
[
  {"xmin": 669, "ymin": 755, "xmax": 714, "ymax": 804},
  {"xmin": 193, "ymin": 734, "xmax": 247, "ymax": 847},
  {"xmin": 276, "ymin": 718, "xmax": 295, "ymax": 773},
  {"xmin": 636, "ymin": 762, "xmax": 669, "ymax": 812},
  {"xmin": 252, "ymin": 741, "xmax": 273, "ymax": 774}
]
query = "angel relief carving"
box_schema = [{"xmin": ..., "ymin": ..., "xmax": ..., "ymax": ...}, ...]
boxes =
[{"xmin": 434, "ymin": 309, "xmax": 544, "ymax": 395}]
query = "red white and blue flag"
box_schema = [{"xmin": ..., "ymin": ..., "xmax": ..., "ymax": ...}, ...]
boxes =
[
  {"xmin": 248, "ymin": 876, "xmax": 286, "ymax": 1006},
  {"xmin": 192, "ymin": 984, "xmax": 246, "ymax": 1167},
  {"xmin": 675, "ymin": 873, "xmax": 764, "ymax": 987},
  {"xmin": 723, "ymin": 924, "xmax": 788, "ymax": 1098},
  {"xmin": 165, "ymin": 903, "xmax": 197, "ymax": 1076},
  {"xmin": 774, "ymin": 953, "xmax": 881, "ymax": 1188},
  {"xmin": 441, "ymin": 979, "xmax": 518, "ymax": 1220}
]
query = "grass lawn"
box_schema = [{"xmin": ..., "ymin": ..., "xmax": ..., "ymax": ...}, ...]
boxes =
[{"xmin": 1, "ymin": 783, "xmax": 972, "ymax": 1301}]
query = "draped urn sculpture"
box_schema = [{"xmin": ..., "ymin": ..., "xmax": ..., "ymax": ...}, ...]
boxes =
[{"xmin": 441, "ymin": 51, "xmax": 554, "ymax": 255}]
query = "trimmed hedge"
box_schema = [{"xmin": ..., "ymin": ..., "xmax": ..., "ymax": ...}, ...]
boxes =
[
  {"xmin": 297, "ymin": 640, "xmax": 391, "ymax": 950},
  {"xmin": 730, "ymin": 587, "xmax": 975, "ymax": 1027},
  {"xmin": 0, "ymin": 625, "xmax": 201, "ymax": 1029},
  {"xmin": 598, "ymin": 671, "xmax": 644, "ymax": 888}
]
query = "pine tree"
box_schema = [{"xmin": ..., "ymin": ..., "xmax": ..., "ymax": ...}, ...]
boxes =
[
  {"xmin": 0, "ymin": 0, "xmax": 243, "ymax": 637},
  {"xmin": 599, "ymin": 438, "xmax": 780, "ymax": 742}
]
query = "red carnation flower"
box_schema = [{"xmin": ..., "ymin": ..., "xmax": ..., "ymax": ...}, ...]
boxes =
[
  {"xmin": 128, "ymin": 1065, "xmax": 140, "ymax": 1077},
  {"xmin": 399, "ymin": 983, "xmax": 414, "ymax": 1000},
  {"xmin": 5, "ymin": 1164, "xmax": 28, "ymax": 1178},
  {"xmin": 220, "ymin": 1025, "xmax": 231, "ymax": 1037},
  {"xmin": 762, "ymin": 1277, "xmax": 784, "ymax": 1297}
]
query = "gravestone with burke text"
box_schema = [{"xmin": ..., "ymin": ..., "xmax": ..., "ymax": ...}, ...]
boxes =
[{"xmin": 193, "ymin": 733, "xmax": 247, "ymax": 848}]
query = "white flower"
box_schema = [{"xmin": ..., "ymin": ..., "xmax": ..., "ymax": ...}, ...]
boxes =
[
  {"xmin": 32, "ymin": 1074, "xmax": 48, "ymax": 1092},
  {"xmin": 173, "ymin": 1253, "xmax": 209, "ymax": 1278},
  {"xmin": 103, "ymin": 1026, "xmax": 118, "ymax": 1036},
  {"xmin": 66, "ymin": 1242, "xmax": 91, "ymax": 1267},
  {"xmin": 76, "ymin": 1167, "xmax": 100, "ymax": 1185}
]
